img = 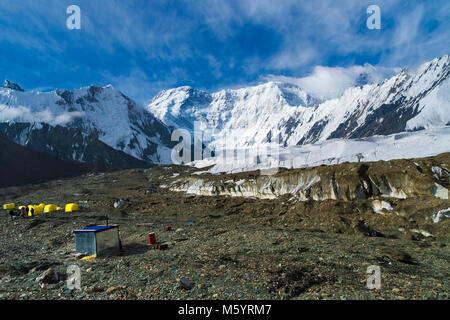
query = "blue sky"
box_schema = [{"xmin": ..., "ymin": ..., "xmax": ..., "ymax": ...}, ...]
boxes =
[{"xmin": 0, "ymin": 0, "xmax": 448, "ymax": 103}]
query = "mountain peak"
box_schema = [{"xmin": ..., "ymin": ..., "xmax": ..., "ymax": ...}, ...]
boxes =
[
  {"xmin": 3, "ymin": 80, "xmax": 25, "ymax": 92},
  {"xmin": 257, "ymin": 81, "xmax": 321, "ymax": 107}
]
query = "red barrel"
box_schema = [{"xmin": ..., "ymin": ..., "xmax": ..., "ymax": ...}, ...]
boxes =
[{"xmin": 148, "ymin": 232, "xmax": 156, "ymax": 245}]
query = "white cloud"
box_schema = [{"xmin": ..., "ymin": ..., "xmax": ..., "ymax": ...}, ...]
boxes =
[
  {"xmin": 268, "ymin": 47, "xmax": 317, "ymax": 70},
  {"xmin": 206, "ymin": 54, "xmax": 223, "ymax": 78},
  {"xmin": 265, "ymin": 64, "xmax": 400, "ymax": 100},
  {"xmin": 0, "ymin": 105, "xmax": 84, "ymax": 126}
]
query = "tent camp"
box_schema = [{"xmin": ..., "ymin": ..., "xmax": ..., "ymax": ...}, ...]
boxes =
[{"xmin": 65, "ymin": 203, "xmax": 79, "ymax": 213}]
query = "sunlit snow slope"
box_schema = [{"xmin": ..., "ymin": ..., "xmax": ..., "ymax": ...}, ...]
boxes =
[
  {"xmin": 0, "ymin": 83, "xmax": 173, "ymax": 166},
  {"xmin": 149, "ymin": 55, "xmax": 449, "ymax": 149}
]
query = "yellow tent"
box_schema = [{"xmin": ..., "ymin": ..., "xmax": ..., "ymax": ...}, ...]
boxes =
[
  {"xmin": 27, "ymin": 205, "xmax": 35, "ymax": 216},
  {"xmin": 44, "ymin": 204, "xmax": 58, "ymax": 213},
  {"xmin": 33, "ymin": 205, "xmax": 44, "ymax": 215},
  {"xmin": 3, "ymin": 203, "xmax": 15, "ymax": 210},
  {"xmin": 65, "ymin": 203, "xmax": 79, "ymax": 213}
]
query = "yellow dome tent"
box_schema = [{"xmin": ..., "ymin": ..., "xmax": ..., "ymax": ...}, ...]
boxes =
[
  {"xmin": 44, "ymin": 204, "xmax": 58, "ymax": 213},
  {"xmin": 33, "ymin": 205, "xmax": 44, "ymax": 215},
  {"xmin": 65, "ymin": 203, "xmax": 79, "ymax": 213},
  {"xmin": 3, "ymin": 203, "xmax": 15, "ymax": 210},
  {"xmin": 27, "ymin": 205, "xmax": 35, "ymax": 216}
]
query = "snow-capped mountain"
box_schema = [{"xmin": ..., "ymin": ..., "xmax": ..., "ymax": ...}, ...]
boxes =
[
  {"xmin": 0, "ymin": 55, "xmax": 448, "ymax": 170},
  {"xmin": 148, "ymin": 55, "xmax": 450, "ymax": 151},
  {"xmin": 148, "ymin": 81, "xmax": 321, "ymax": 149},
  {"xmin": 0, "ymin": 83, "xmax": 173, "ymax": 167}
]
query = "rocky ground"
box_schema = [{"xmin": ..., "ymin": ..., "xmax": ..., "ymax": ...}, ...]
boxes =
[{"xmin": 0, "ymin": 159, "xmax": 449, "ymax": 300}]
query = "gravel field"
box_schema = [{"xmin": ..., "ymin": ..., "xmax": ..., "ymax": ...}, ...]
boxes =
[{"xmin": 0, "ymin": 165, "xmax": 449, "ymax": 300}]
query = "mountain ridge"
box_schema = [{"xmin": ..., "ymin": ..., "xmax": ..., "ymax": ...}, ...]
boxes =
[
  {"xmin": 0, "ymin": 55, "xmax": 448, "ymax": 169},
  {"xmin": 148, "ymin": 54, "xmax": 450, "ymax": 149},
  {"xmin": 0, "ymin": 84, "xmax": 174, "ymax": 167},
  {"xmin": 0, "ymin": 132, "xmax": 100, "ymax": 187}
]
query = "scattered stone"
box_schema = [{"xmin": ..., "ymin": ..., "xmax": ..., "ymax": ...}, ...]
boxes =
[
  {"xmin": 74, "ymin": 253, "xmax": 87, "ymax": 259},
  {"xmin": 28, "ymin": 267, "xmax": 38, "ymax": 274},
  {"xmin": 410, "ymin": 229, "xmax": 435, "ymax": 238},
  {"xmin": 86, "ymin": 286, "xmax": 104, "ymax": 293},
  {"xmin": 137, "ymin": 223, "xmax": 154, "ymax": 227},
  {"xmin": 431, "ymin": 241, "xmax": 446, "ymax": 248},
  {"xmin": 106, "ymin": 285, "xmax": 127, "ymax": 294},
  {"xmin": 62, "ymin": 286, "xmax": 74, "ymax": 295},
  {"xmin": 149, "ymin": 243, "xmax": 169, "ymax": 250},
  {"xmin": 35, "ymin": 268, "xmax": 60, "ymax": 284},
  {"xmin": 354, "ymin": 220, "xmax": 383, "ymax": 237},
  {"xmin": 377, "ymin": 247, "xmax": 416, "ymax": 264},
  {"xmin": 114, "ymin": 199, "xmax": 129, "ymax": 209},
  {"xmin": 215, "ymin": 228, "xmax": 227, "ymax": 235},
  {"xmin": 179, "ymin": 278, "xmax": 195, "ymax": 290}
]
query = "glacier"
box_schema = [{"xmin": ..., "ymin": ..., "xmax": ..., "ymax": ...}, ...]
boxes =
[{"xmin": 189, "ymin": 126, "xmax": 450, "ymax": 174}]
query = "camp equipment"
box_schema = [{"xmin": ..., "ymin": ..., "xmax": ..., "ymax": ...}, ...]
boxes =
[
  {"xmin": 148, "ymin": 232, "xmax": 156, "ymax": 245},
  {"xmin": 3, "ymin": 203, "xmax": 15, "ymax": 210},
  {"xmin": 80, "ymin": 254, "xmax": 97, "ymax": 261},
  {"xmin": 65, "ymin": 203, "xmax": 79, "ymax": 213},
  {"xmin": 149, "ymin": 243, "xmax": 168, "ymax": 250},
  {"xmin": 44, "ymin": 204, "xmax": 58, "ymax": 213},
  {"xmin": 18, "ymin": 206, "xmax": 27, "ymax": 217},
  {"xmin": 74, "ymin": 225, "xmax": 120, "ymax": 256}
]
